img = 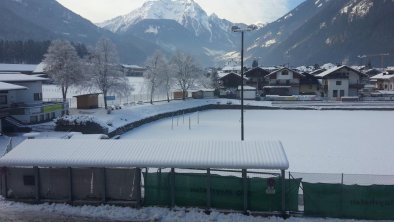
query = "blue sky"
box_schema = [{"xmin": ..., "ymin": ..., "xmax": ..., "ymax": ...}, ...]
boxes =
[{"xmin": 57, "ymin": 0, "xmax": 306, "ymax": 24}]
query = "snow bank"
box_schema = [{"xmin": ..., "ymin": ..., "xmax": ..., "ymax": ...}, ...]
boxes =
[{"xmin": 0, "ymin": 199, "xmax": 372, "ymax": 222}]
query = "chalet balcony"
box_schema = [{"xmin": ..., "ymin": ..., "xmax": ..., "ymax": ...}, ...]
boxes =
[{"xmin": 0, "ymin": 102, "xmax": 68, "ymax": 117}]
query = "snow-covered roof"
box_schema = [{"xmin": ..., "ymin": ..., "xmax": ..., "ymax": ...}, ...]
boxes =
[
  {"xmin": 122, "ymin": 64, "xmax": 144, "ymax": 69},
  {"xmin": 0, "ymin": 82, "xmax": 27, "ymax": 91},
  {"xmin": 266, "ymin": 67, "xmax": 304, "ymax": 78},
  {"xmin": 263, "ymin": 86, "xmax": 291, "ymax": 89},
  {"xmin": 0, "ymin": 139, "xmax": 289, "ymax": 170},
  {"xmin": 222, "ymin": 66, "xmax": 241, "ymax": 71},
  {"xmin": 315, "ymin": 65, "xmax": 366, "ymax": 78},
  {"xmin": 238, "ymin": 86, "xmax": 256, "ymax": 90},
  {"xmin": 70, "ymin": 134, "xmax": 109, "ymax": 140},
  {"xmin": 370, "ymin": 72, "xmax": 394, "ymax": 80},
  {"xmin": 0, "ymin": 73, "xmax": 47, "ymax": 82},
  {"xmin": 0, "ymin": 64, "xmax": 37, "ymax": 72},
  {"xmin": 218, "ymin": 72, "xmax": 248, "ymax": 80},
  {"xmin": 315, "ymin": 66, "xmax": 345, "ymax": 78}
]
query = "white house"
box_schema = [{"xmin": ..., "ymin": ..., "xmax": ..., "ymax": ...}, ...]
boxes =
[
  {"xmin": 0, "ymin": 73, "xmax": 68, "ymax": 127},
  {"xmin": 370, "ymin": 72, "xmax": 394, "ymax": 91},
  {"xmin": 315, "ymin": 66, "xmax": 366, "ymax": 99},
  {"xmin": 264, "ymin": 67, "xmax": 304, "ymax": 96}
]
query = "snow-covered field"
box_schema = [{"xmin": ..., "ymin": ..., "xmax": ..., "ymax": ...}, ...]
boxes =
[{"xmin": 122, "ymin": 109, "xmax": 394, "ymax": 175}]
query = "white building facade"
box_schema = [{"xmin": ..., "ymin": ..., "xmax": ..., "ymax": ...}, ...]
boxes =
[{"xmin": 0, "ymin": 74, "xmax": 68, "ymax": 125}]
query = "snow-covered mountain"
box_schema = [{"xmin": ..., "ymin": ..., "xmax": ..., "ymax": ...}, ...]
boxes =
[
  {"xmin": 99, "ymin": 0, "xmax": 242, "ymax": 65},
  {"xmin": 0, "ymin": 0, "xmax": 159, "ymax": 63},
  {"xmin": 99, "ymin": 0, "xmax": 212, "ymax": 37},
  {"xmin": 246, "ymin": 0, "xmax": 394, "ymax": 66}
]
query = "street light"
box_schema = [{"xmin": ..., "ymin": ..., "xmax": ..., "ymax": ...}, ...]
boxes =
[{"xmin": 232, "ymin": 25, "xmax": 257, "ymax": 141}]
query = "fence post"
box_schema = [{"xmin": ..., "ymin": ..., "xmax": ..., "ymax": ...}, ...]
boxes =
[
  {"xmin": 34, "ymin": 166, "xmax": 40, "ymax": 202},
  {"xmin": 206, "ymin": 168, "xmax": 211, "ymax": 211},
  {"xmin": 134, "ymin": 168, "xmax": 142, "ymax": 208},
  {"xmin": 68, "ymin": 167, "xmax": 73, "ymax": 203},
  {"xmin": 1, "ymin": 167, "xmax": 7, "ymax": 198},
  {"xmin": 281, "ymin": 170, "xmax": 286, "ymax": 217},
  {"xmin": 102, "ymin": 168, "xmax": 107, "ymax": 204},
  {"xmin": 242, "ymin": 169, "xmax": 248, "ymax": 213},
  {"xmin": 170, "ymin": 168, "xmax": 175, "ymax": 208}
]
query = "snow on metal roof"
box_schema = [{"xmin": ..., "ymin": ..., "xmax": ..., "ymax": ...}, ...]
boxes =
[
  {"xmin": 69, "ymin": 134, "xmax": 109, "ymax": 140},
  {"xmin": 0, "ymin": 139, "xmax": 289, "ymax": 170},
  {"xmin": 0, "ymin": 82, "xmax": 27, "ymax": 91},
  {"xmin": 0, "ymin": 64, "xmax": 37, "ymax": 72},
  {"xmin": 0, "ymin": 73, "xmax": 47, "ymax": 82}
]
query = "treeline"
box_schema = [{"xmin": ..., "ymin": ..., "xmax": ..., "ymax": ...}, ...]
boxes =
[{"xmin": 0, "ymin": 40, "xmax": 89, "ymax": 64}]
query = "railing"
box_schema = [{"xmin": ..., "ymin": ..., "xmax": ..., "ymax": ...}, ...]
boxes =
[{"xmin": 1, "ymin": 102, "xmax": 68, "ymax": 116}]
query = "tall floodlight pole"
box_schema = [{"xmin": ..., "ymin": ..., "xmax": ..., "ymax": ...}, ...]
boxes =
[{"xmin": 232, "ymin": 25, "xmax": 257, "ymax": 141}]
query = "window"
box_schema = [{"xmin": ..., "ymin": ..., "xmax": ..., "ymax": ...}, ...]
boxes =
[
  {"xmin": 34, "ymin": 93, "xmax": 42, "ymax": 101},
  {"xmin": 336, "ymin": 81, "xmax": 342, "ymax": 86},
  {"xmin": 340, "ymin": 90, "xmax": 345, "ymax": 97},
  {"xmin": 282, "ymin": 70, "xmax": 289, "ymax": 75},
  {"xmin": 23, "ymin": 175, "xmax": 35, "ymax": 186},
  {"xmin": 333, "ymin": 90, "xmax": 338, "ymax": 97},
  {"xmin": 0, "ymin": 95, "xmax": 7, "ymax": 105}
]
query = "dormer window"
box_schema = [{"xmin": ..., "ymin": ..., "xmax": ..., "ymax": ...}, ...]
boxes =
[
  {"xmin": 282, "ymin": 70, "xmax": 289, "ymax": 75},
  {"xmin": 336, "ymin": 81, "xmax": 342, "ymax": 86}
]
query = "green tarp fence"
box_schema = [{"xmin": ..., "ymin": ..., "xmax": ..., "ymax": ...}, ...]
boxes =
[
  {"xmin": 143, "ymin": 172, "xmax": 301, "ymax": 212},
  {"xmin": 303, "ymin": 182, "xmax": 394, "ymax": 220}
]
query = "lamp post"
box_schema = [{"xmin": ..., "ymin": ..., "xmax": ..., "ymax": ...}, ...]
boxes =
[{"xmin": 232, "ymin": 25, "xmax": 257, "ymax": 141}]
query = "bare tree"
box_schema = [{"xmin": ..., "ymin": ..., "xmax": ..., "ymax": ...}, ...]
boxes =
[
  {"xmin": 43, "ymin": 40, "xmax": 82, "ymax": 102},
  {"xmin": 144, "ymin": 50, "xmax": 168, "ymax": 104},
  {"xmin": 171, "ymin": 51, "xmax": 202, "ymax": 100},
  {"xmin": 87, "ymin": 38, "xmax": 131, "ymax": 109},
  {"xmin": 160, "ymin": 63, "xmax": 173, "ymax": 102}
]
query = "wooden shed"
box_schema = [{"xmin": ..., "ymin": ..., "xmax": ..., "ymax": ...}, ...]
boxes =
[{"xmin": 74, "ymin": 93, "xmax": 100, "ymax": 109}]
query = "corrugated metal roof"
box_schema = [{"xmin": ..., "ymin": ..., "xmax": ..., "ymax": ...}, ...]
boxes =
[
  {"xmin": 0, "ymin": 74, "xmax": 47, "ymax": 82},
  {"xmin": 0, "ymin": 140, "xmax": 289, "ymax": 170},
  {"xmin": 0, "ymin": 82, "xmax": 27, "ymax": 91}
]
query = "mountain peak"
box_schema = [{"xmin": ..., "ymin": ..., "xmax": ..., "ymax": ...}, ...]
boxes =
[{"xmin": 99, "ymin": 0, "xmax": 210, "ymax": 35}]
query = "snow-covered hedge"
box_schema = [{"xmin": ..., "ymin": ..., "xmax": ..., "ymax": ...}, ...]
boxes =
[{"xmin": 55, "ymin": 115, "xmax": 110, "ymax": 134}]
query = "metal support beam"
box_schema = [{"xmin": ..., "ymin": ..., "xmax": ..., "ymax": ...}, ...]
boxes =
[
  {"xmin": 1, "ymin": 167, "xmax": 7, "ymax": 198},
  {"xmin": 102, "ymin": 168, "xmax": 107, "ymax": 204},
  {"xmin": 170, "ymin": 168, "xmax": 175, "ymax": 208},
  {"xmin": 206, "ymin": 168, "xmax": 211, "ymax": 210},
  {"xmin": 68, "ymin": 167, "xmax": 73, "ymax": 203},
  {"xmin": 34, "ymin": 166, "xmax": 40, "ymax": 202},
  {"xmin": 241, "ymin": 31, "xmax": 244, "ymax": 141},
  {"xmin": 135, "ymin": 168, "xmax": 142, "ymax": 208},
  {"xmin": 281, "ymin": 170, "xmax": 286, "ymax": 216},
  {"xmin": 242, "ymin": 169, "xmax": 248, "ymax": 213}
]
